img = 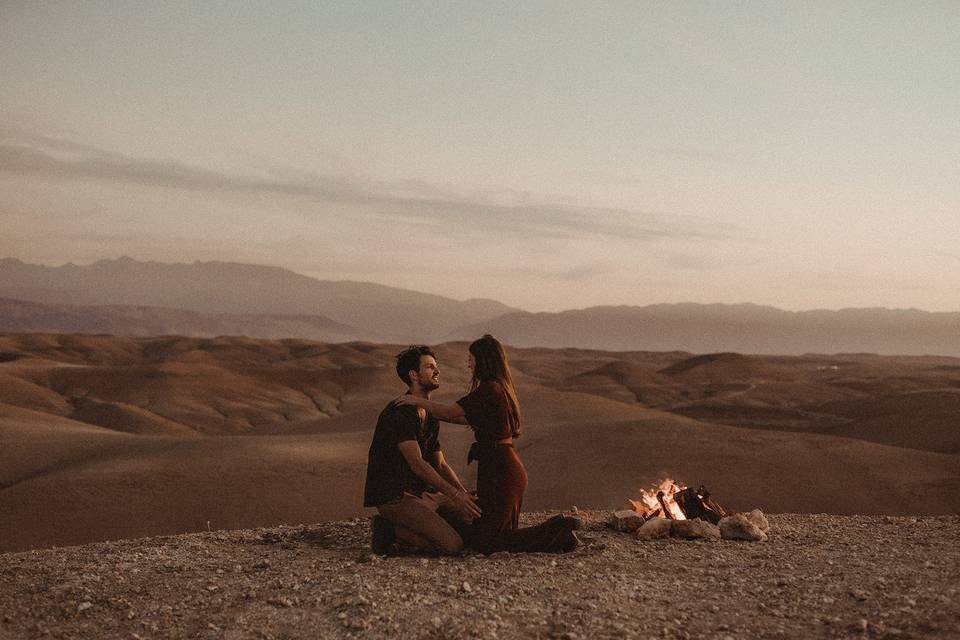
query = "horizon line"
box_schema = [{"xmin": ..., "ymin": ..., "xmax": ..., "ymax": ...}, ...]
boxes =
[{"xmin": 3, "ymin": 255, "xmax": 959, "ymax": 316}]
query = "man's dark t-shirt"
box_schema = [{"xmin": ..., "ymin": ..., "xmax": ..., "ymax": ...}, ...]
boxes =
[{"xmin": 363, "ymin": 402, "xmax": 441, "ymax": 507}]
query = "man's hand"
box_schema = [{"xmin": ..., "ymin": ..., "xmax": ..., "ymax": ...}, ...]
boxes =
[{"xmin": 450, "ymin": 489, "xmax": 482, "ymax": 521}]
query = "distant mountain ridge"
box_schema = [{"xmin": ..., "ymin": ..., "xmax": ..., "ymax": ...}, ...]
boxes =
[
  {"xmin": 2, "ymin": 258, "xmax": 959, "ymax": 355},
  {"xmin": 446, "ymin": 302, "xmax": 960, "ymax": 356},
  {"xmin": 0, "ymin": 257, "xmax": 516, "ymax": 342},
  {"xmin": 0, "ymin": 297, "xmax": 369, "ymax": 343}
]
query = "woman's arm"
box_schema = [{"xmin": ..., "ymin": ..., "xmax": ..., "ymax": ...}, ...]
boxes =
[{"xmin": 394, "ymin": 395, "xmax": 468, "ymax": 424}]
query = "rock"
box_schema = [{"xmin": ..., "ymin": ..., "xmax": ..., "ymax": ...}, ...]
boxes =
[
  {"xmin": 356, "ymin": 552, "xmax": 381, "ymax": 564},
  {"xmin": 77, "ymin": 602, "xmax": 92, "ymax": 612},
  {"xmin": 671, "ymin": 519, "xmax": 721, "ymax": 540},
  {"xmin": 267, "ymin": 596, "xmax": 294, "ymax": 608},
  {"xmin": 719, "ymin": 514, "xmax": 768, "ymax": 541},
  {"xmin": 745, "ymin": 509, "xmax": 770, "ymax": 533},
  {"xmin": 635, "ymin": 518, "xmax": 672, "ymax": 541},
  {"xmin": 461, "ymin": 581, "xmax": 472, "ymax": 593},
  {"xmin": 611, "ymin": 510, "xmax": 645, "ymax": 533}
]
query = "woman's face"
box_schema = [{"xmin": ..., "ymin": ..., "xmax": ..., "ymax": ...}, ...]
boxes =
[{"xmin": 467, "ymin": 353, "xmax": 476, "ymax": 375}]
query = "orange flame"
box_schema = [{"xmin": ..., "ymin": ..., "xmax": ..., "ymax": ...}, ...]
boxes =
[{"xmin": 628, "ymin": 478, "xmax": 687, "ymax": 520}]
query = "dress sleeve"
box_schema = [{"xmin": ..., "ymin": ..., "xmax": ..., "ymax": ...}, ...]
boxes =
[
  {"xmin": 456, "ymin": 382, "xmax": 494, "ymax": 427},
  {"xmin": 456, "ymin": 381, "xmax": 510, "ymax": 439}
]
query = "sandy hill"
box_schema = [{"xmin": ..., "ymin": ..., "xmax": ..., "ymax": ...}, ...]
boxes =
[
  {"xmin": 0, "ymin": 257, "xmax": 516, "ymax": 342},
  {"xmin": 1, "ymin": 333, "xmax": 959, "ymax": 553},
  {"xmin": 2, "ymin": 513, "xmax": 959, "ymax": 639}
]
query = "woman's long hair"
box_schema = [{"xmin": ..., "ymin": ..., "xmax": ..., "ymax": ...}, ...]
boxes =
[{"xmin": 469, "ymin": 334, "xmax": 522, "ymax": 438}]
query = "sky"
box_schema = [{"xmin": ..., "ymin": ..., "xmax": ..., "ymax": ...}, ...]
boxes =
[{"xmin": 1, "ymin": 1, "xmax": 958, "ymax": 312}]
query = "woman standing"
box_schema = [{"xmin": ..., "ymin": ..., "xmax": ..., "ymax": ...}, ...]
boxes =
[{"xmin": 396, "ymin": 335, "xmax": 580, "ymax": 554}]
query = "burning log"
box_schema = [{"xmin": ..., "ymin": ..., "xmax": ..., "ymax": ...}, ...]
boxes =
[
  {"xmin": 656, "ymin": 491, "xmax": 674, "ymax": 520},
  {"xmin": 674, "ymin": 485, "xmax": 726, "ymax": 524},
  {"xmin": 624, "ymin": 478, "xmax": 728, "ymax": 524}
]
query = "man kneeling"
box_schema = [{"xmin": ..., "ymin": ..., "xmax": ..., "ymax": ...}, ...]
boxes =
[{"xmin": 363, "ymin": 345, "xmax": 481, "ymax": 555}]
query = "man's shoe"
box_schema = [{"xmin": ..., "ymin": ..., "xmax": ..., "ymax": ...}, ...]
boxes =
[{"xmin": 371, "ymin": 515, "xmax": 395, "ymax": 555}]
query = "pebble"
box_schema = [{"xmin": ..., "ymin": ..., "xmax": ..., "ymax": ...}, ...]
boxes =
[
  {"xmin": 77, "ymin": 602, "xmax": 92, "ymax": 612},
  {"xmin": 356, "ymin": 552, "xmax": 380, "ymax": 564}
]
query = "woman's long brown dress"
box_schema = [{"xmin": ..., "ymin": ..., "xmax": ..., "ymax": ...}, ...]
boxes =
[{"xmin": 457, "ymin": 380, "xmax": 577, "ymax": 554}]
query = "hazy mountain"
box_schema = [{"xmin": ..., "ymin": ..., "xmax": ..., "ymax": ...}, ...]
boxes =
[
  {"xmin": 0, "ymin": 298, "xmax": 370, "ymax": 343},
  {"xmin": 0, "ymin": 257, "xmax": 517, "ymax": 342},
  {"xmin": 447, "ymin": 303, "xmax": 960, "ymax": 356},
  {"xmin": 4, "ymin": 258, "xmax": 959, "ymax": 356}
]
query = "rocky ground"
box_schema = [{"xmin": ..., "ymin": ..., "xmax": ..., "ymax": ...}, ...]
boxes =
[{"xmin": 2, "ymin": 512, "xmax": 959, "ymax": 640}]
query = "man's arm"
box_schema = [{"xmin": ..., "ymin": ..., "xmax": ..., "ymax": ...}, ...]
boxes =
[
  {"xmin": 394, "ymin": 397, "xmax": 468, "ymax": 424},
  {"xmin": 432, "ymin": 450, "xmax": 467, "ymax": 494},
  {"xmin": 397, "ymin": 441, "xmax": 480, "ymax": 519}
]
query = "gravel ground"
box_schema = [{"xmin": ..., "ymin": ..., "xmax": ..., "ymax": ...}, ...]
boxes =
[{"xmin": 2, "ymin": 512, "xmax": 958, "ymax": 640}]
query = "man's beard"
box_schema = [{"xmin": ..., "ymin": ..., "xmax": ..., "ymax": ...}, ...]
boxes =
[{"xmin": 420, "ymin": 379, "xmax": 440, "ymax": 392}]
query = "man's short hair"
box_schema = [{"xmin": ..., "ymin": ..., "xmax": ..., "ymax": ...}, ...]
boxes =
[{"xmin": 396, "ymin": 345, "xmax": 435, "ymax": 385}]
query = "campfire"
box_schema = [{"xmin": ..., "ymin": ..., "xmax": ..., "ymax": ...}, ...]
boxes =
[
  {"xmin": 612, "ymin": 478, "xmax": 769, "ymax": 542},
  {"xmin": 624, "ymin": 478, "xmax": 727, "ymax": 524}
]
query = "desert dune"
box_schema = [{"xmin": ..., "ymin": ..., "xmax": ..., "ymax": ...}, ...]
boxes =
[{"xmin": 1, "ymin": 333, "xmax": 959, "ymax": 553}]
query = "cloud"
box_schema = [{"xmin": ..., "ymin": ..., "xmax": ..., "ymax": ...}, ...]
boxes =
[
  {"xmin": 474, "ymin": 262, "xmax": 616, "ymax": 282},
  {"xmin": 658, "ymin": 251, "xmax": 726, "ymax": 271},
  {"xmin": 0, "ymin": 131, "xmax": 736, "ymax": 245}
]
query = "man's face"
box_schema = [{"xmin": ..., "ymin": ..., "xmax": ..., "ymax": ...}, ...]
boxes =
[{"xmin": 412, "ymin": 355, "xmax": 440, "ymax": 391}]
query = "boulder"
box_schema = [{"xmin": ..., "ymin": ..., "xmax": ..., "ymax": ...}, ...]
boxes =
[
  {"xmin": 745, "ymin": 509, "xmax": 769, "ymax": 533},
  {"xmin": 671, "ymin": 519, "xmax": 721, "ymax": 540},
  {"xmin": 611, "ymin": 510, "xmax": 645, "ymax": 533},
  {"xmin": 719, "ymin": 514, "xmax": 768, "ymax": 542},
  {"xmin": 635, "ymin": 517, "xmax": 672, "ymax": 540}
]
